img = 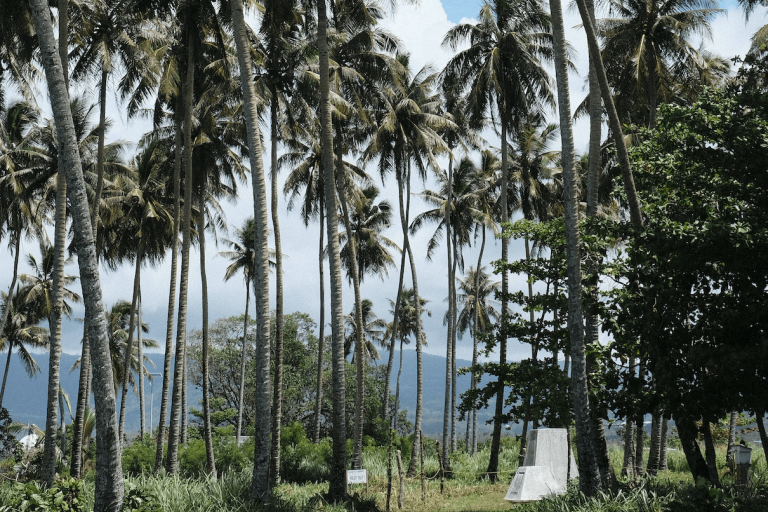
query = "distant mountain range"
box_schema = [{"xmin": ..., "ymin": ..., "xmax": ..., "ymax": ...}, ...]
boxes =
[{"xmin": 1, "ymin": 349, "xmax": 628, "ymax": 439}]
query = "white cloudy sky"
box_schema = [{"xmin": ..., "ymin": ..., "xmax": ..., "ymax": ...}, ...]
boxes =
[{"xmin": 3, "ymin": 0, "xmax": 766, "ymax": 363}]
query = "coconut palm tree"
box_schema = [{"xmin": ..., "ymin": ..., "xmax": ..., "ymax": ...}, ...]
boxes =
[
  {"xmin": 28, "ymin": 2, "xmax": 125, "ymax": 507},
  {"xmin": 344, "ymin": 299, "xmax": 387, "ymax": 362},
  {"xmin": 0, "ymin": 287, "xmax": 49, "ymax": 408},
  {"xmin": 226, "ymin": 0, "xmax": 273, "ymax": 498},
  {"xmin": 442, "ymin": 0, "xmax": 556, "ymax": 476},
  {"xmin": 386, "ymin": 289, "xmax": 430, "ymax": 435},
  {"xmin": 597, "ymin": 0, "xmax": 722, "ymax": 129},
  {"xmin": 362, "ymin": 53, "xmax": 452, "ymax": 476},
  {"xmin": 550, "ymin": 0, "xmax": 602, "ymax": 493}
]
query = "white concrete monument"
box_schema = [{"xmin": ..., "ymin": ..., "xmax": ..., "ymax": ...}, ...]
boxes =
[
  {"xmin": 505, "ymin": 428, "xmax": 578, "ymax": 503},
  {"xmin": 503, "ymin": 466, "xmax": 562, "ymax": 502}
]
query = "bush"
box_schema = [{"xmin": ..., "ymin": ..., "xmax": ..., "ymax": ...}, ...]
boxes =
[
  {"xmin": 280, "ymin": 422, "xmax": 332, "ymax": 483},
  {"xmin": 122, "ymin": 482, "xmax": 162, "ymax": 512},
  {"xmin": 122, "ymin": 434, "xmax": 159, "ymax": 476},
  {"xmin": 177, "ymin": 430, "xmax": 251, "ymax": 478},
  {"xmin": 0, "ymin": 477, "xmax": 85, "ymax": 512}
]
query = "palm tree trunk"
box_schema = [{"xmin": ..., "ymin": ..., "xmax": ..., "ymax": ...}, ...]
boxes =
[
  {"xmin": 486, "ymin": 119, "xmax": 508, "ymax": 481},
  {"xmin": 0, "ymin": 234, "xmax": 21, "ymax": 379},
  {"xmin": 471, "ymin": 227, "xmax": 486, "ymax": 455},
  {"xmin": 228, "ymin": 0, "xmax": 273, "ymax": 500},
  {"xmin": 647, "ymin": 411, "xmax": 661, "ymax": 475},
  {"xmin": 404, "ymin": 168, "xmax": 424, "ymax": 478},
  {"xmin": 659, "ymin": 414, "xmax": 669, "ymax": 471},
  {"xmin": 119, "ymin": 249, "xmax": 143, "ymax": 443},
  {"xmin": 91, "ymin": 66, "xmax": 108, "ymax": 236},
  {"xmin": 42, "ymin": 1, "xmax": 70, "ymax": 479},
  {"xmin": 726, "ymin": 410, "xmax": 738, "ymax": 466},
  {"xmin": 270, "ymin": 92, "xmax": 285, "ymax": 484},
  {"xmin": 443, "ymin": 157, "xmax": 453, "ymax": 465},
  {"xmin": 0, "ymin": 345, "xmax": 13, "ymax": 411},
  {"xmin": 647, "ymin": 48, "xmax": 659, "ymax": 130},
  {"xmin": 518, "ymin": 237, "xmax": 536, "ymax": 465},
  {"xmin": 138, "ymin": 287, "xmax": 144, "ymax": 438},
  {"xmin": 236, "ymin": 278, "xmax": 250, "ymax": 444},
  {"xmin": 316, "ymin": 0, "xmax": 347, "ymax": 498},
  {"xmin": 182, "ymin": 344, "xmax": 188, "ymax": 445},
  {"xmin": 450, "ymin": 231, "xmax": 459, "ymax": 454},
  {"xmin": 154, "ymin": 95, "xmax": 183, "ymax": 475},
  {"xmin": 334, "ymin": 124, "xmax": 365, "ymax": 470},
  {"xmin": 551, "ymin": 0, "xmax": 601, "ymax": 494},
  {"xmin": 383, "ymin": 224, "xmax": 408, "ymax": 425},
  {"xmin": 394, "ymin": 338, "xmax": 404, "ymax": 434},
  {"xmin": 313, "ymin": 203, "xmax": 325, "ymax": 443},
  {"xmin": 166, "ymin": 31, "xmax": 195, "ymax": 474},
  {"xmin": 622, "ymin": 358, "xmax": 635, "ymax": 478},
  {"xmin": 199, "ymin": 192, "xmax": 217, "ymax": 477},
  {"xmin": 30, "ymin": 1, "xmax": 124, "ymax": 506},
  {"xmin": 572, "ymin": 0, "xmax": 643, "ymax": 230},
  {"xmin": 60, "ymin": 390, "xmax": 67, "ymax": 459},
  {"xmin": 71, "ymin": 339, "xmax": 90, "ymax": 478}
]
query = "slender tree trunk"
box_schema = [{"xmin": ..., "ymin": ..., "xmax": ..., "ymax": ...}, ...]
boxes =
[
  {"xmin": 572, "ymin": 0, "xmax": 643, "ymax": 230},
  {"xmin": 154, "ymin": 96, "xmax": 183, "ymax": 475},
  {"xmin": 394, "ymin": 338, "xmax": 404, "ymax": 434},
  {"xmin": 486, "ymin": 119, "xmax": 508, "ymax": 481},
  {"xmin": 518, "ymin": 237, "xmax": 536, "ymax": 465},
  {"xmin": 0, "ymin": 235, "xmax": 21, "ymax": 389},
  {"xmin": 622, "ymin": 358, "xmax": 635, "ymax": 478},
  {"xmin": 726, "ymin": 410, "xmax": 738, "ymax": 466},
  {"xmin": 42, "ymin": 0, "xmax": 70, "ymax": 481},
  {"xmin": 199, "ymin": 192, "xmax": 217, "ymax": 477},
  {"xmin": 647, "ymin": 49, "xmax": 658, "ymax": 130},
  {"xmin": 165, "ymin": 31, "xmax": 195, "ymax": 474},
  {"xmin": 181, "ymin": 344, "xmax": 188, "ymax": 445},
  {"xmin": 119, "ymin": 249, "xmax": 143, "ymax": 443},
  {"xmin": 30, "ymin": 1, "xmax": 123, "ymax": 506},
  {"xmin": 71, "ymin": 339, "xmax": 90, "ymax": 478},
  {"xmin": 236, "ymin": 279, "xmax": 250, "ymax": 444},
  {"xmin": 443, "ymin": 157, "xmax": 453, "ymax": 464},
  {"xmin": 138, "ymin": 287, "xmax": 144, "ymax": 438},
  {"xmin": 315, "ymin": 0, "xmax": 347, "ymax": 498},
  {"xmin": 229, "ymin": 0, "xmax": 273, "ymax": 500},
  {"xmin": 334, "ymin": 125, "xmax": 365, "ymax": 470},
  {"xmin": 91, "ymin": 67, "xmax": 108, "ymax": 237},
  {"xmin": 270, "ymin": 92, "xmax": 285, "ymax": 484},
  {"xmin": 451, "ymin": 233, "xmax": 459, "ymax": 454},
  {"xmin": 383, "ymin": 226, "xmax": 408, "ymax": 424},
  {"xmin": 659, "ymin": 414, "xmax": 669, "ymax": 471},
  {"xmin": 404, "ymin": 169, "xmax": 424, "ymax": 478},
  {"xmin": 471, "ymin": 228, "xmax": 486, "ymax": 455},
  {"xmin": 647, "ymin": 412, "xmax": 661, "ymax": 475},
  {"xmin": 551, "ymin": 0, "xmax": 601, "ymax": 494},
  {"xmin": 675, "ymin": 413, "xmax": 709, "ymax": 482},
  {"xmin": 635, "ymin": 362, "xmax": 645, "ymax": 476},
  {"xmin": 756, "ymin": 413, "xmax": 768, "ymax": 466},
  {"xmin": 59, "ymin": 390, "xmax": 67, "ymax": 460},
  {"xmin": 703, "ymin": 420, "xmax": 720, "ymax": 486},
  {"xmin": 314, "ymin": 204, "xmax": 325, "ymax": 443},
  {"xmin": 0, "ymin": 347, "xmax": 13, "ymax": 412}
]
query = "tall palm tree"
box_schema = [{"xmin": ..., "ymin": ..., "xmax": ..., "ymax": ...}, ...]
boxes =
[
  {"xmin": 442, "ymin": 0, "xmax": 555, "ymax": 475},
  {"xmin": 551, "ymin": 0, "xmax": 602, "ymax": 493},
  {"xmin": 597, "ymin": 0, "xmax": 722, "ymax": 129},
  {"xmin": 344, "ymin": 299, "xmax": 387, "ymax": 363},
  {"xmin": 28, "ymin": 2, "xmax": 125, "ymax": 507},
  {"xmin": 363, "ymin": 54, "xmax": 451, "ymax": 476},
  {"xmin": 0, "ymin": 287, "xmax": 49, "ymax": 408},
  {"xmin": 386, "ymin": 289, "xmax": 430, "ymax": 435},
  {"xmin": 227, "ymin": 0, "xmax": 273, "ymax": 500}
]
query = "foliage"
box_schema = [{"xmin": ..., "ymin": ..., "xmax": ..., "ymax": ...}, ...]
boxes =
[
  {"xmin": 122, "ymin": 434, "xmax": 160, "ymax": 477},
  {"xmin": 121, "ymin": 482, "xmax": 162, "ymax": 512},
  {"xmin": 0, "ymin": 478, "xmax": 84, "ymax": 512},
  {"xmin": 279, "ymin": 422, "xmax": 332, "ymax": 483},
  {"xmin": 0, "ymin": 406, "xmax": 21, "ymax": 462}
]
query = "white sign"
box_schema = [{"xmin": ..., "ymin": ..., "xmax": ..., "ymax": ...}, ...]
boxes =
[{"xmin": 346, "ymin": 469, "xmax": 368, "ymax": 484}]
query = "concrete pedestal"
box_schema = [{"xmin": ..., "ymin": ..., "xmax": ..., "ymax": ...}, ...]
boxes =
[
  {"xmin": 504, "ymin": 466, "xmax": 562, "ymax": 502},
  {"xmin": 522, "ymin": 428, "xmax": 578, "ymax": 489}
]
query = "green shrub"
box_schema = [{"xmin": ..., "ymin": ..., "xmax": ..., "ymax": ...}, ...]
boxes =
[
  {"xmin": 0, "ymin": 477, "xmax": 85, "ymax": 512},
  {"xmin": 121, "ymin": 482, "xmax": 162, "ymax": 512},
  {"xmin": 122, "ymin": 434, "xmax": 158, "ymax": 476},
  {"xmin": 280, "ymin": 422, "xmax": 332, "ymax": 483}
]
